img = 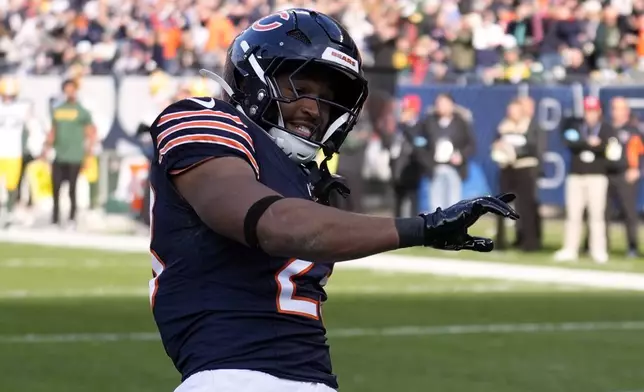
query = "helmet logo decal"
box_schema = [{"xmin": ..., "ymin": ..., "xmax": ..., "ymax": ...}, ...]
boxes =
[
  {"xmin": 251, "ymin": 11, "xmax": 290, "ymax": 32},
  {"xmin": 321, "ymin": 47, "xmax": 359, "ymax": 73}
]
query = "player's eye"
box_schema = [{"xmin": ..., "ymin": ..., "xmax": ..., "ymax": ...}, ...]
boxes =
[
  {"xmin": 281, "ymin": 86, "xmax": 296, "ymax": 99},
  {"xmin": 298, "ymin": 87, "xmax": 332, "ymax": 101},
  {"xmin": 289, "ymin": 83, "xmax": 312, "ymax": 96},
  {"xmin": 320, "ymin": 91, "xmax": 334, "ymax": 101}
]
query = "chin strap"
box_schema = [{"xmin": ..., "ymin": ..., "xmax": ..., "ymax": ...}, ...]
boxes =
[{"xmin": 305, "ymin": 155, "xmax": 350, "ymax": 206}]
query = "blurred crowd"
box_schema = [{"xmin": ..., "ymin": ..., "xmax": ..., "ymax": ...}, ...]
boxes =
[{"xmin": 3, "ymin": 0, "xmax": 644, "ymax": 84}]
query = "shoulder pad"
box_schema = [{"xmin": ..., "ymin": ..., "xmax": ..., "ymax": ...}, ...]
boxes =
[
  {"xmin": 154, "ymin": 97, "xmax": 252, "ymax": 130},
  {"xmin": 165, "ymin": 97, "xmax": 238, "ymax": 115}
]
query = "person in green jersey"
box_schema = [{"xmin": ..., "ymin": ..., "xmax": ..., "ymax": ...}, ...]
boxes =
[{"xmin": 42, "ymin": 79, "xmax": 96, "ymax": 228}]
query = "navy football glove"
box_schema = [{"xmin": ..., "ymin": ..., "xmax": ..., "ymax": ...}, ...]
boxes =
[{"xmin": 421, "ymin": 193, "xmax": 519, "ymax": 252}]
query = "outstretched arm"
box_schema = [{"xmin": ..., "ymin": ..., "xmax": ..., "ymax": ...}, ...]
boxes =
[
  {"xmin": 174, "ymin": 156, "xmax": 404, "ymax": 263},
  {"xmin": 174, "ymin": 157, "xmax": 519, "ymax": 263}
]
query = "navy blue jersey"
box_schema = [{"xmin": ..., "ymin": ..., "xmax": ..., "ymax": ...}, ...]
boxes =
[{"xmin": 148, "ymin": 97, "xmax": 337, "ymax": 389}]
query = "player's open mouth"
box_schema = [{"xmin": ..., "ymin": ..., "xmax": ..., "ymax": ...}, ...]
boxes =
[{"xmin": 287, "ymin": 123, "xmax": 314, "ymax": 139}]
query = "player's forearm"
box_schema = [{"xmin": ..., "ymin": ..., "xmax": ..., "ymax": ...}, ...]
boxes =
[
  {"xmin": 257, "ymin": 199, "xmax": 412, "ymax": 263},
  {"xmin": 173, "ymin": 158, "xmax": 425, "ymax": 262}
]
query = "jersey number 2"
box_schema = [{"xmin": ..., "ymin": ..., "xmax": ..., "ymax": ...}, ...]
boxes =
[{"xmin": 275, "ymin": 259, "xmax": 320, "ymax": 320}]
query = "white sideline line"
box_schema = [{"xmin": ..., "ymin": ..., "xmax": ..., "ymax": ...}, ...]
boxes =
[
  {"xmin": 2, "ymin": 229, "xmax": 644, "ymax": 291},
  {"xmin": 0, "ymin": 284, "xmax": 574, "ymax": 299},
  {"xmin": 336, "ymin": 255, "xmax": 644, "ymax": 292},
  {"xmin": 0, "ymin": 229, "xmax": 149, "ymax": 253},
  {"xmin": 0, "ymin": 287, "xmax": 150, "ymax": 298},
  {"xmin": 1, "ymin": 321, "xmax": 643, "ymax": 344},
  {"xmin": 0, "ymin": 258, "xmax": 136, "ymax": 268}
]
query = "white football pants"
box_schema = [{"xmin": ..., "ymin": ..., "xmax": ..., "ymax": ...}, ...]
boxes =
[{"xmin": 174, "ymin": 369, "xmax": 337, "ymax": 392}]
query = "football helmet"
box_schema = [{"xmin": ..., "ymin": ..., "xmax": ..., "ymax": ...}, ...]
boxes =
[{"xmin": 202, "ymin": 8, "xmax": 369, "ymax": 165}]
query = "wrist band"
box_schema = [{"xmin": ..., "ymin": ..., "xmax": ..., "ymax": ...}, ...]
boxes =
[{"xmin": 394, "ymin": 217, "xmax": 425, "ymax": 248}]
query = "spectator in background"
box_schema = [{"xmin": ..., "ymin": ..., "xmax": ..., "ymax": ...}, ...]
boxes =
[
  {"xmin": 472, "ymin": 10, "xmax": 504, "ymax": 74},
  {"xmin": 518, "ymin": 95, "xmax": 545, "ymax": 246},
  {"xmin": 491, "ymin": 45, "xmax": 532, "ymax": 84},
  {"xmin": 197, "ymin": 0, "xmax": 237, "ymax": 74},
  {"xmin": 626, "ymin": 111, "xmax": 644, "ymax": 214},
  {"xmin": 606, "ymin": 97, "xmax": 641, "ymax": 258},
  {"xmin": 42, "ymin": 79, "xmax": 96, "ymax": 229},
  {"xmin": 445, "ymin": 16, "xmax": 475, "ymax": 75},
  {"xmin": 491, "ymin": 98, "xmax": 541, "ymax": 252},
  {"xmin": 390, "ymin": 95, "xmax": 428, "ymax": 217},
  {"xmin": 555, "ymin": 96, "xmax": 615, "ymax": 263},
  {"xmin": 627, "ymin": 114, "xmax": 644, "ymax": 181},
  {"xmin": 364, "ymin": 2, "xmax": 399, "ymax": 146},
  {"xmin": 561, "ymin": 47, "xmax": 592, "ymax": 82},
  {"xmin": 593, "ymin": 6, "xmax": 625, "ymax": 67},
  {"xmin": 581, "ymin": 0, "xmax": 603, "ymax": 66},
  {"xmin": 339, "ymin": 0, "xmax": 374, "ymax": 59},
  {"xmin": 418, "ymin": 93, "xmax": 476, "ymax": 211},
  {"xmin": 403, "ymin": 35, "xmax": 433, "ymax": 84},
  {"xmin": 582, "ymin": 97, "xmax": 641, "ymax": 257},
  {"xmin": 333, "ymin": 108, "xmax": 371, "ymax": 214},
  {"xmin": 506, "ymin": 2, "xmax": 538, "ymax": 58}
]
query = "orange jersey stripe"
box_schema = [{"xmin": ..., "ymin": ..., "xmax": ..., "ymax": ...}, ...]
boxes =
[
  {"xmin": 157, "ymin": 120, "xmax": 254, "ymax": 148},
  {"xmin": 159, "ymin": 134, "xmax": 260, "ymax": 177},
  {"xmin": 158, "ymin": 110, "xmax": 247, "ymax": 127}
]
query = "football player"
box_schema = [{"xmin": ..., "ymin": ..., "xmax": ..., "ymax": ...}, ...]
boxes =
[
  {"xmin": 148, "ymin": 8, "xmax": 518, "ymax": 392},
  {"xmin": 0, "ymin": 76, "xmax": 39, "ymax": 227}
]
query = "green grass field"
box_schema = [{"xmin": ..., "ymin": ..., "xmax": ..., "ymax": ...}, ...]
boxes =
[{"xmin": 1, "ymin": 241, "xmax": 644, "ymax": 392}]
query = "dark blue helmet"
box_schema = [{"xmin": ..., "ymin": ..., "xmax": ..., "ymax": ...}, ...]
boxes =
[{"xmin": 221, "ymin": 8, "xmax": 369, "ymax": 164}]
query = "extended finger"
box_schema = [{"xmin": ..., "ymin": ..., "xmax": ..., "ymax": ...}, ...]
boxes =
[
  {"xmin": 479, "ymin": 196, "xmax": 520, "ymax": 220},
  {"xmin": 495, "ymin": 193, "xmax": 516, "ymax": 204}
]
